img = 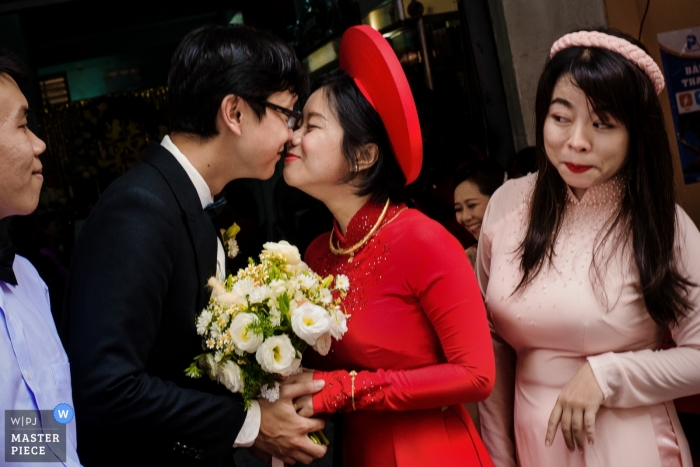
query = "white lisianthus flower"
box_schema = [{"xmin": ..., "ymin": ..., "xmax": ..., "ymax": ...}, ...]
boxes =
[
  {"xmin": 318, "ymin": 288, "xmax": 332, "ymax": 305},
  {"xmin": 299, "ymin": 274, "xmax": 318, "ymax": 290},
  {"xmin": 335, "ymin": 274, "xmax": 350, "ymax": 292},
  {"xmin": 291, "ymin": 302, "xmax": 331, "ymax": 346},
  {"xmin": 196, "ymin": 310, "xmax": 212, "ymax": 336},
  {"xmin": 230, "ymin": 313, "xmax": 264, "ymax": 353},
  {"xmin": 263, "ymin": 241, "xmax": 302, "ymax": 265},
  {"xmin": 232, "ymin": 277, "xmax": 255, "ymax": 298},
  {"xmin": 248, "ymin": 285, "xmax": 272, "ymax": 304},
  {"xmin": 216, "ymin": 360, "xmax": 244, "ymax": 393},
  {"xmin": 312, "ymin": 332, "xmax": 332, "ymax": 356},
  {"xmin": 329, "ymin": 309, "xmax": 348, "ymax": 340},
  {"xmin": 256, "ymin": 335, "xmax": 301, "ymax": 376}
]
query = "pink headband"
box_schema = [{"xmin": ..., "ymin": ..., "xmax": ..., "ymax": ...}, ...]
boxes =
[{"xmin": 550, "ymin": 31, "xmax": 665, "ymax": 94}]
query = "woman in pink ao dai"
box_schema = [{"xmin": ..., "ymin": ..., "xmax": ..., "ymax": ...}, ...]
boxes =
[{"xmin": 477, "ymin": 29, "xmax": 700, "ymax": 467}]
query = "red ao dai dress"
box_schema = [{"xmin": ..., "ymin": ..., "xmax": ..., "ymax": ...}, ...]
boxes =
[
  {"xmin": 477, "ymin": 174, "xmax": 700, "ymax": 467},
  {"xmin": 304, "ymin": 200, "xmax": 496, "ymax": 467}
]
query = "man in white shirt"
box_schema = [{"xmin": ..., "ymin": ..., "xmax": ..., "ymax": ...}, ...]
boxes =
[
  {"xmin": 61, "ymin": 25, "xmax": 325, "ymax": 466},
  {"xmin": 0, "ymin": 48, "xmax": 81, "ymax": 466}
]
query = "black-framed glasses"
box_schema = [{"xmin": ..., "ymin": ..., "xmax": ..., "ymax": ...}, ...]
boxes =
[{"xmin": 260, "ymin": 101, "xmax": 302, "ymax": 129}]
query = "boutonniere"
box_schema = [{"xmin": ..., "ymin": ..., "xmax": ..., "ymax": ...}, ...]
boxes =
[{"xmin": 221, "ymin": 222, "xmax": 240, "ymax": 259}]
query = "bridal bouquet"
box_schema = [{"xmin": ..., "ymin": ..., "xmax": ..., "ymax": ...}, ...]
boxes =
[{"xmin": 186, "ymin": 240, "xmax": 349, "ymax": 412}]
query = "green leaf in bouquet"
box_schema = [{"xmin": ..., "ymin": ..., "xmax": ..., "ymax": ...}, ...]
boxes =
[
  {"xmin": 240, "ymin": 362, "xmax": 276, "ymax": 410},
  {"xmin": 184, "ymin": 361, "xmax": 204, "ymax": 379},
  {"xmin": 279, "ymin": 292, "xmax": 290, "ymax": 315}
]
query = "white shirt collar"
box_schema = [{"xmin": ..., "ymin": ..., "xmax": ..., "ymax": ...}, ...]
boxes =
[{"xmin": 160, "ymin": 135, "xmax": 213, "ymax": 209}]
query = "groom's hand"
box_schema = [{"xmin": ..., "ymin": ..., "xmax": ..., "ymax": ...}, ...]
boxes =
[{"xmin": 253, "ymin": 379, "xmax": 327, "ymax": 465}]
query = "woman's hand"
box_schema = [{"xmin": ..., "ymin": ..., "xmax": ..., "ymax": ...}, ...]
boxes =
[
  {"xmin": 284, "ymin": 369, "xmax": 316, "ymax": 418},
  {"xmin": 545, "ymin": 362, "xmax": 604, "ymax": 451}
]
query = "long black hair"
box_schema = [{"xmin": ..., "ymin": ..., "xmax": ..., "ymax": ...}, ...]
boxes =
[{"xmin": 517, "ymin": 29, "xmax": 693, "ymax": 328}]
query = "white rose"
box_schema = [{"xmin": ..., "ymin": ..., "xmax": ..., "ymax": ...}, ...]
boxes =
[
  {"xmin": 216, "ymin": 360, "xmax": 244, "ymax": 393},
  {"xmin": 263, "ymin": 241, "xmax": 302, "ymax": 265},
  {"xmin": 255, "ymin": 335, "xmax": 301, "ymax": 376},
  {"xmin": 329, "ymin": 309, "xmax": 348, "ymax": 340},
  {"xmin": 291, "ymin": 302, "xmax": 331, "ymax": 346},
  {"xmin": 230, "ymin": 313, "xmax": 264, "ymax": 353},
  {"xmin": 312, "ymin": 332, "xmax": 332, "ymax": 356}
]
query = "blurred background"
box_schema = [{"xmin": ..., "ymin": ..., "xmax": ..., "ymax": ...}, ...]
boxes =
[{"xmin": 1, "ymin": 0, "xmax": 698, "ymax": 464}]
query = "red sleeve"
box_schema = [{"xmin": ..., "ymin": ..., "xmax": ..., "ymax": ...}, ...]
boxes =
[{"xmin": 312, "ymin": 215, "xmax": 495, "ymax": 414}]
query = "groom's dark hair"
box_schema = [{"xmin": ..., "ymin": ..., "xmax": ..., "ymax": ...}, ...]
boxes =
[{"xmin": 168, "ymin": 24, "xmax": 308, "ymax": 138}]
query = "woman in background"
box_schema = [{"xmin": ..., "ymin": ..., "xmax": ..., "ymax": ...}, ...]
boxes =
[
  {"xmin": 477, "ymin": 29, "xmax": 700, "ymax": 467},
  {"xmin": 453, "ymin": 160, "xmax": 506, "ymax": 267}
]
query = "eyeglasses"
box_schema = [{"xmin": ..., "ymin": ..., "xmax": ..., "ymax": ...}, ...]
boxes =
[{"xmin": 259, "ymin": 101, "xmax": 302, "ymax": 129}]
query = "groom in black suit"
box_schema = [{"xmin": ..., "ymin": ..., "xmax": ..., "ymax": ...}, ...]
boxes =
[{"xmin": 61, "ymin": 25, "xmax": 326, "ymax": 466}]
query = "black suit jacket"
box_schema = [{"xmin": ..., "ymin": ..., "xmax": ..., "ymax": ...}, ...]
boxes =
[{"xmin": 61, "ymin": 143, "xmax": 245, "ymax": 466}]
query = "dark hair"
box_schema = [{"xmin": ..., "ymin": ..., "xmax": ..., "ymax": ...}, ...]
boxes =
[
  {"xmin": 168, "ymin": 24, "xmax": 309, "ymax": 138},
  {"xmin": 314, "ymin": 69, "xmax": 405, "ymax": 203},
  {"xmin": 518, "ymin": 28, "xmax": 693, "ymax": 327},
  {"xmin": 0, "ymin": 47, "xmax": 30, "ymax": 86},
  {"xmin": 453, "ymin": 160, "xmax": 505, "ymax": 196}
]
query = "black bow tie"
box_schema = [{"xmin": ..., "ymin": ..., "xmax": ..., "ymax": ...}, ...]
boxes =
[
  {"xmin": 204, "ymin": 197, "xmax": 228, "ymax": 220},
  {"xmin": 0, "ymin": 241, "xmax": 18, "ymax": 286}
]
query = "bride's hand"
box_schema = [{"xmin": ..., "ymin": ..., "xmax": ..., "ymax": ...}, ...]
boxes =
[{"xmin": 545, "ymin": 362, "xmax": 604, "ymax": 452}]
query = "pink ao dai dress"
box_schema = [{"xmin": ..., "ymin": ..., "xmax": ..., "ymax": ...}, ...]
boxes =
[{"xmin": 476, "ymin": 174, "xmax": 700, "ymax": 467}]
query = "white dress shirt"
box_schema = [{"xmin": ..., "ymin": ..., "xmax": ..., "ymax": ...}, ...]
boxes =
[
  {"xmin": 1, "ymin": 256, "xmax": 81, "ymax": 466},
  {"xmin": 161, "ymin": 136, "xmax": 261, "ymax": 448}
]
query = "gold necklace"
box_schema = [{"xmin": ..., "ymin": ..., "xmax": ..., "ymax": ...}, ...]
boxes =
[{"xmin": 329, "ymin": 199, "xmax": 391, "ymax": 263}]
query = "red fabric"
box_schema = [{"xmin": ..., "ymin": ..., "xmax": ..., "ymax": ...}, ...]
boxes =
[
  {"xmin": 339, "ymin": 26, "xmax": 423, "ymax": 185},
  {"xmin": 305, "ymin": 200, "xmax": 495, "ymax": 467}
]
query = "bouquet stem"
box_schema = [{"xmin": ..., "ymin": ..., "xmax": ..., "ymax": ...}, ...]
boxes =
[{"xmin": 309, "ymin": 430, "xmax": 329, "ymax": 445}]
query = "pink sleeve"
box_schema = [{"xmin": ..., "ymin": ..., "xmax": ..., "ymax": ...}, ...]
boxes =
[
  {"xmin": 476, "ymin": 187, "xmax": 519, "ymax": 467},
  {"xmin": 312, "ymin": 222, "xmax": 495, "ymax": 414},
  {"xmin": 588, "ymin": 207, "xmax": 700, "ymax": 408}
]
